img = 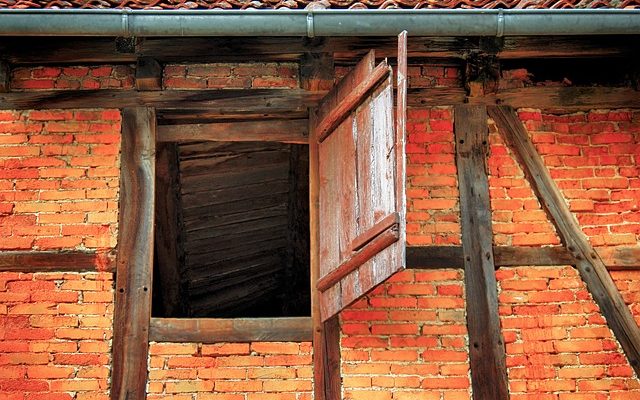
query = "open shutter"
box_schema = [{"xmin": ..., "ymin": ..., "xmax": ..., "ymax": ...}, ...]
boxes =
[{"xmin": 315, "ymin": 33, "xmax": 407, "ymax": 322}]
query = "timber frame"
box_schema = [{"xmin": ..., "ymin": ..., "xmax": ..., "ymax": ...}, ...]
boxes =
[{"xmin": 0, "ymin": 33, "xmax": 638, "ymax": 400}]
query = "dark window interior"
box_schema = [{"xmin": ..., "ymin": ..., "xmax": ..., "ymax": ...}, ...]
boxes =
[{"xmin": 152, "ymin": 141, "xmax": 310, "ymax": 318}]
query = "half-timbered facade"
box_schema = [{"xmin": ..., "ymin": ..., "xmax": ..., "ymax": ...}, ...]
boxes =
[{"xmin": 0, "ymin": 4, "xmax": 639, "ymax": 400}]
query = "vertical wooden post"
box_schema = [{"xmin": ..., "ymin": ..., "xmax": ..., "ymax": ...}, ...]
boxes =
[
  {"xmin": 455, "ymin": 105, "xmax": 509, "ymax": 400},
  {"xmin": 111, "ymin": 107, "xmax": 156, "ymax": 400},
  {"xmin": 0, "ymin": 62, "xmax": 9, "ymax": 92},
  {"xmin": 154, "ymin": 142, "xmax": 185, "ymax": 317},
  {"xmin": 489, "ymin": 105, "xmax": 640, "ymax": 376},
  {"xmin": 310, "ymin": 109, "xmax": 342, "ymax": 400}
]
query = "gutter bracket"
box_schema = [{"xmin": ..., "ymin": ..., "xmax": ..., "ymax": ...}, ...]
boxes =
[
  {"xmin": 496, "ymin": 9, "xmax": 505, "ymax": 37},
  {"xmin": 307, "ymin": 12, "xmax": 315, "ymax": 38}
]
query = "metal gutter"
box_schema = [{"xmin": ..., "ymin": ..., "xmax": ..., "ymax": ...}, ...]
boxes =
[{"xmin": 0, "ymin": 9, "xmax": 637, "ymax": 37}]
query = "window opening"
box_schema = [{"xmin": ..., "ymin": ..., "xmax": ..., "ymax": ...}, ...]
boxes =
[{"xmin": 152, "ymin": 140, "xmax": 310, "ymax": 318}]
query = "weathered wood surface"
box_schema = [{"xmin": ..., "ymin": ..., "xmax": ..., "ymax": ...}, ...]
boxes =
[
  {"xmin": 489, "ymin": 105, "xmax": 640, "ymax": 376},
  {"xmin": 0, "ymin": 89, "xmax": 325, "ymax": 112},
  {"xmin": 0, "ymin": 85, "xmax": 637, "ymax": 113},
  {"xmin": 177, "ymin": 142, "xmax": 295, "ymax": 317},
  {"xmin": 135, "ymin": 57, "xmax": 162, "ymax": 91},
  {"xmin": 317, "ymin": 225, "xmax": 399, "ymax": 293},
  {"xmin": 474, "ymin": 86, "xmax": 640, "ymax": 110},
  {"xmin": 320, "ymin": 316, "xmax": 341, "ymax": 400},
  {"xmin": 455, "ymin": 105, "xmax": 509, "ymax": 400},
  {"xmin": 154, "ymin": 143, "xmax": 185, "ymax": 318},
  {"xmin": 316, "ymin": 61, "xmax": 390, "ymax": 142},
  {"xmin": 317, "ymin": 48, "xmax": 404, "ymax": 321},
  {"xmin": 158, "ymin": 119, "xmax": 309, "ymax": 144},
  {"xmin": 407, "ymin": 245, "xmax": 640, "ymax": 270},
  {"xmin": 149, "ymin": 317, "xmax": 312, "ymax": 343},
  {"xmin": 0, "ymin": 251, "xmax": 115, "ymax": 272},
  {"xmin": 111, "ymin": 107, "xmax": 156, "ymax": 400},
  {"xmin": 2, "ymin": 36, "xmax": 638, "ymax": 65},
  {"xmin": 0, "ymin": 62, "xmax": 8, "ymax": 92}
]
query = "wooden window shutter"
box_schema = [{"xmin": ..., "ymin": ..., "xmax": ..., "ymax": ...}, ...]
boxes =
[{"xmin": 315, "ymin": 33, "xmax": 407, "ymax": 322}]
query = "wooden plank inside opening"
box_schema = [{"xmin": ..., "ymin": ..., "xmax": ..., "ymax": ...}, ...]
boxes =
[
  {"xmin": 489, "ymin": 105, "xmax": 640, "ymax": 376},
  {"xmin": 149, "ymin": 317, "xmax": 312, "ymax": 343},
  {"xmin": 111, "ymin": 107, "xmax": 156, "ymax": 400},
  {"xmin": 154, "ymin": 142, "xmax": 185, "ymax": 317},
  {"xmin": 455, "ymin": 105, "xmax": 509, "ymax": 400}
]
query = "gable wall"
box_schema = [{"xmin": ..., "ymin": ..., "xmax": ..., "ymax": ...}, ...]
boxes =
[{"xmin": 0, "ymin": 61, "xmax": 638, "ymax": 400}]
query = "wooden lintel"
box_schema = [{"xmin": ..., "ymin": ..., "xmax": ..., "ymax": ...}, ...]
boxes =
[
  {"xmin": 407, "ymin": 245, "xmax": 640, "ymax": 270},
  {"xmin": 0, "ymin": 85, "xmax": 636, "ymax": 112},
  {"xmin": 149, "ymin": 317, "xmax": 312, "ymax": 343},
  {"xmin": 0, "ymin": 89, "xmax": 327, "ymax": 112},
  {"xmin": 135, "ymin": 57, "xmax": 162, "ymax": 91},
  {"xmin": 2, "ymin": 36, "xmax": 638, "ymax": 65},
  {"xmin": 111, "ymin": 107, "xmax": 156, "ymax": 400},
  {"xmin": 0, "ymin": 251, "xmax": 115, "ymax": 272},
  {"xmin": 158, "ymin": 119, "xmax": 309, "ymax": 144},
  {"xmin": 489, "ymin": 105, "xmax": 640, "ymax": 377},
  {"xmin": 154, "ymin": 142, "xmax": 185, "ymax": 318},
  {"xmin": 455, "ymin": 105, "xmax": 509, "ymax": 400}
]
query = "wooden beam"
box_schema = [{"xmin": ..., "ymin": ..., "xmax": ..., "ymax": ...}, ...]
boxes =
[
  {"xmin": 0, "ymin": 62, "xmax": 9, "ymax": 92},
  {"xmin": 149, "ymin": 317, "xmax": 312, "ymax": 343},
  {"xmin": 476, "ymin": 86, "xmax": 640, "ymax": 111},
  {"xmin": 488, "ymin": 105, "xmax": 640, "ymax": 376},
  {"xmin": 0, "ymin": 89, "xmax": 326, "ymax": 112},
  {"xmin": 111, "ymin": 107, "xmax": 156, "ymax": 400},
  {"xmin": 407, "ymin": 245, "xmax": 640, "ymax": 270},
  {"xmin": 135, "ymin": 57, "xmax": 162, "ymax": 91},
  {"xmin": 408, "ymin": 86, "xmax": 640, "ymax": 110},
  {"xmin": 301, "ymin": 52, "xmax": 334, "ymax": 92},
  {"xmin": 157, "ymin": 119, "xmax": 309, "ymax": 144},
  {"xmin": 455, "ymin": 105, "xmax": 509, "ymax": 400},
  {"xmin": 0, "ymin": 251, "xmax": 115, "ymax": 272},
  {"xmin": 0, "ymin": 85, "xmax": 635, "ymax": 113},
  {"xmin": 321, "ymin": 316, "xmax": 341, "ymax": 400},
  {"xmin": 1, "ymin": 36, "xmax": 638, "ymax": 65},
  {"xmin": 154, "ymin": 142, "xmax": 185, "ymax": 318}
]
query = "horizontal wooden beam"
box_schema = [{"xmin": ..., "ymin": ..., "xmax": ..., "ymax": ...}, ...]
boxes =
[
  {"xmin": 158, "ymin": 119, "xmax": 309, "ymax": 144},
  {"xmin": 0, "ymin": 251, "xmax": 115, "ymax": 272},
  {"xmin": 0, "ymin": 85, "xmax": 635, "ymax": 113},
  {"xmin": 2, "ymin": 36, "xmax": 638, "ymax": 65},
  {"xmin": 410, "ymin": 86, "xmax": 640, "ymax": 110},
  {"xmin": 0, "ymin": 89, "xmax": 326, "ymax": 112},
  {"xmin": 149, "ymin": 317, "xmax": 312, "ymax": 343},
  {"xmin": 406, "ymin": 245, "xmax": 640, "ymax": 270}
]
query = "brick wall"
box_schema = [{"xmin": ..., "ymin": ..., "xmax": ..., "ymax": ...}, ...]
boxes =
[
  {"xmin": 147, "ymin": 342, "xmax": 313, "ymax": 400},
  {"xmin": 341, "ymin": 269, "xmax": 469, "ymax": 400},
  {"xmin": 0, "ymin": 271, "xmax": 113, "ymax": 400},
  {"xmin": 0, "ymin": 61, "xmax": 638, "ymax": 400},
  {"xmin": 0, "ymin": 109, "xmax": 121, "ymax": 251}
]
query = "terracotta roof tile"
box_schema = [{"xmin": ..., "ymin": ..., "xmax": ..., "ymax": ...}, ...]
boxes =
[{"xmin": 0, "ymin": 0, "xmax": 637, "ymax": 10}]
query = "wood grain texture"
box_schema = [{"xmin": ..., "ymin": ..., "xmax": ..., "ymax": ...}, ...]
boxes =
[
  {"xmin": 321, "ymin": 316, "xmax": 341, "ymax": 400},
  {"xmin": 489, "ymin": 105, "xmax": 640, "ymax": 376},
  {"xmin": 0, "ymin": 89, "xmax": 326, "ymax": 113},
  {"xmin": 158, "ymin": 119, "xmax": 309, "ymax": 143},
  {"xmin": 317, "ymin": 226, "xmax": 399, "ymax": 292},
  {"xmin": 407, "ymin": 245, "xmax": 640, "ymax": 270},
  {"xmin": 154, "ymin": 142, "xmax": 185, "ymax": 317},
  {"xmin": 0, "ymin": 62, "xmax": 8, "ymax": 92},
  {"xmin": 316, "ymin": 61, "xmax": 391, "ymax": 143},
  {"xmin": 149, "ymin": 317, "xmax": 312, "ymax": 343},
  {"xmin": 0, "ymin": 251, "xmax": 115, "ymax": 272},
  {"xmin": 135, "ymin": 57, "xmax": 162, "ymax": 91},
  {"xmin": 455, "ymin": 105, "xmax": 509, "ymax": 400},
  {"xmin": 317, "ymin": 50, "xmax": 404, "ymax": 322},
  {"xmin": 3, "ymin": 36, "xmax": 637, "ymax": 65},
  {"xmin": 111, "ymin": 107, "xmax": 156, "ymax": 400}
]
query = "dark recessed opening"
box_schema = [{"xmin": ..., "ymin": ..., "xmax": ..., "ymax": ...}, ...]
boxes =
[{"xmin": 152, "ymin": 141, "xmax": 310, "ymax": 318}]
